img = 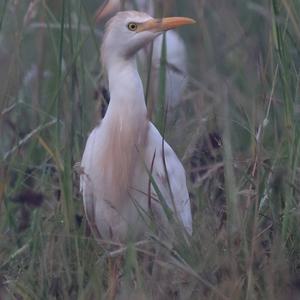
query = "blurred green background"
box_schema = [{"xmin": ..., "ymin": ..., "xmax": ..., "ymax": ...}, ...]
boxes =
[{"xmin": 1, "ymin": 0, "xmax": 300, "ymax": 299}]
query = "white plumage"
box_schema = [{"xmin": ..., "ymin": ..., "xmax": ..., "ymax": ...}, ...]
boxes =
[{"xmin": 81, "ymin": 11, "xmax": 194, "ymax": 242}]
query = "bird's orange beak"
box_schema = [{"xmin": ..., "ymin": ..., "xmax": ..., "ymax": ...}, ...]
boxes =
[
  {"xmin": 95, "ymin": 0, "xmax": 120, "ymax": 23},
  {"xmin": 137, "ymin": 17, "xmax": 196, "ymax": 33}
]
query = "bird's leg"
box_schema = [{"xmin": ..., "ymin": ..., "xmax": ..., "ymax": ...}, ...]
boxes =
[{"xmin": 107, "ymin": 256, "xmax": 121, "ymax": 300}]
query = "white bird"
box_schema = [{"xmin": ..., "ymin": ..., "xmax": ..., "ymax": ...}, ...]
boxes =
[
  {"xmin": 81, "ymin": 11, "xmax": 194, "ymax": 242},
  {"xmin": 95, "ymin": 0, "xmax": 189, "ymax": 110}
]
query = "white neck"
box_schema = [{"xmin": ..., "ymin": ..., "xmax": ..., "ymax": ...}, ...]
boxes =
[
  {"xmin": 104, "ymin": 57, "xmax": 147, "ymax": 119},
  {"xmin": 98, "ymin": 56, "xmax": 148, "ymax": 205}
]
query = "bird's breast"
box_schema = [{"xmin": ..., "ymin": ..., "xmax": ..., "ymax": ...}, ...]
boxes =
[{"xmin": 94, "ymin": 114, "xmax": 148, "ymax": 205}]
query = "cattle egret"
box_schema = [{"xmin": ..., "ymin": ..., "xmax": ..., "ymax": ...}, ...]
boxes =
[
  {"xmin": 81, "ymin": 11, "xmax": 195, "ymax": 242},
  {"xmin": 95, "ymin": 0, "xmax": 189, "ymax": 109}
]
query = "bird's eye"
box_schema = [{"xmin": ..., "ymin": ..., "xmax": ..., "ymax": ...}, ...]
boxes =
[{"xmin": 127, "ymin": 22, "xmax": 138, "ymax": 31}]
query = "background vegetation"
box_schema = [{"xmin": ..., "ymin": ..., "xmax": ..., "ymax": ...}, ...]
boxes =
[{"xmin": 1, "ymin": 0, "xmax": 300, "ymax": 299}]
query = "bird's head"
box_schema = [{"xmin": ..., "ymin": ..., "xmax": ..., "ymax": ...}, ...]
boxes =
[{"xmin": 100, "ymin": 11, "xmax": 195, "ymax": 67}]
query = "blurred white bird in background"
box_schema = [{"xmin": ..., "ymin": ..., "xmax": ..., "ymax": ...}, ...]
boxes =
[
  {"xmin": 80, "ymin": 11, "xmax": 195, "ymax": 242},
  {"xmin": 95, "ymin": 0, "xmax": 189, "ymax": 112}
]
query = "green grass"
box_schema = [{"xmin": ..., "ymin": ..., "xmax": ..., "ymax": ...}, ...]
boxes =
[{"xmin": 1, "ymin": 0, "xmax": 300, "ymax": 299}]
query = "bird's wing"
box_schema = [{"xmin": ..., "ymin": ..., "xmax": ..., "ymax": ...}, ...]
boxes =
[
  {"xmin": 80, "ymin": 126, "xmax": 102, "ymax": 238},
  {"xmin": 80, "ymin": 127, "xmax": 97, "ymax": 193},
  {"xmin": 146, "ymin": 123, "xmax": 192, "ymax": 234}
]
